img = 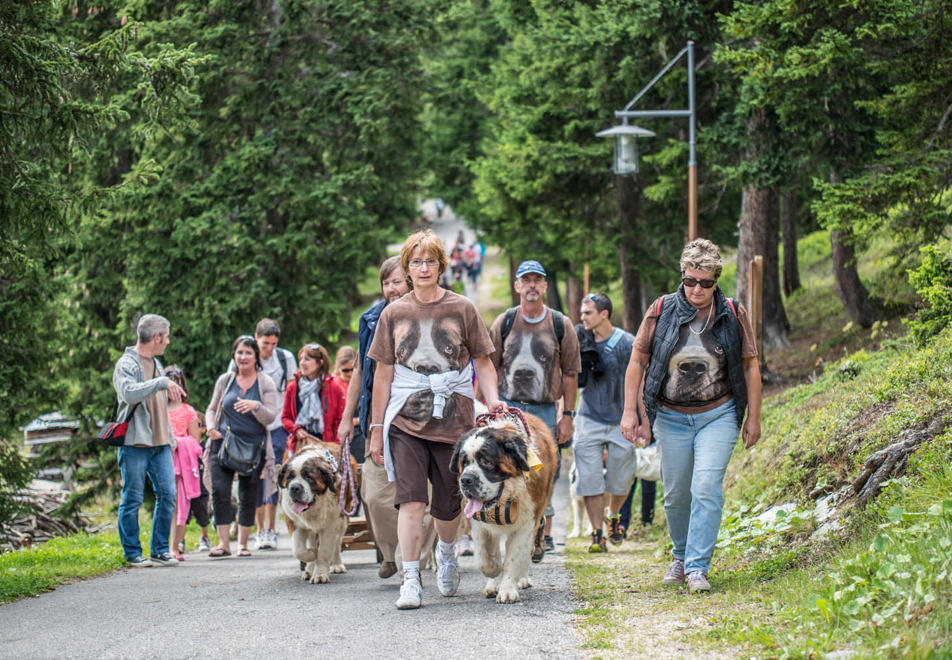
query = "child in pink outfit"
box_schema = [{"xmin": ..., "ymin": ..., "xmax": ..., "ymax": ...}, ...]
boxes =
[{"xmin": 166, "ymin": 366, "xmax": 206, "ymax": 561}]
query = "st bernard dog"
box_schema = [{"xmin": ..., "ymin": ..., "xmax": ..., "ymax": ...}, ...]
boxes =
[
  {"xmin": 451, "ymin": 412, "xmax": 557, "ymax": 603},
  {"xmin": 278, "ymin": 442, "xmax": 353, "ymax": 584}
]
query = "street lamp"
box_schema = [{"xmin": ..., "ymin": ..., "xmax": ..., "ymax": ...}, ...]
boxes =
[
  {"xmin": 598, "ymin": 40, "xmax": 697, "ymax": 240},
  {"xmin": 595, "ymin": 123, "xmax": 655, "ymax": 175}
]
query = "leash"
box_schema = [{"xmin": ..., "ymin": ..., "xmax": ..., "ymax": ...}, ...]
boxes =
[
  {"xmin": 475, "ymin": 406, "xmax": 532, "ymax": 442},
  {"xmin": 337, "ymin": 434, "xmax": 359, "ymax": 517}
]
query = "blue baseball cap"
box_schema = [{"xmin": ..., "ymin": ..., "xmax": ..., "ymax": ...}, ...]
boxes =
[{"xmin": 515, "ymin": 260, "xmax": 547, "ymax": 279}]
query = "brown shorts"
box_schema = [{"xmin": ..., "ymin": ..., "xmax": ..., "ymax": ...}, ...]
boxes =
[{"xmin": 389, "ymin": 425, "xmax": 461, "ymax": 521}]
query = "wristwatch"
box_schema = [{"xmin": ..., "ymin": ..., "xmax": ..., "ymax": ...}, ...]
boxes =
[{"xmin": 563, "ymin": 410, "xmax": 575, "ymax": 418}]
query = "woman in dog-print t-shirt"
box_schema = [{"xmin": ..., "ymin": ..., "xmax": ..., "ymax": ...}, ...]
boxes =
[{"xmin": 369, "ymin": 290, "xmax": 494, "ymax": 444}]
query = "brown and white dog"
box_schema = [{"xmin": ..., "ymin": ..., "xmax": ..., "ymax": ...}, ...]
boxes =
[
  {"xmin": 451, "ymin": 412, "xmax": 557, "ymax": 603},
  {"xmin": 278, "ymin": 442, "xmax": 353, "ymax": 584}
]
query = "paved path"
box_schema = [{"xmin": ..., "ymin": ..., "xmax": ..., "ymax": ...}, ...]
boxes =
[
  {"xmin": 0, "ymin": 207, "xmax": 582, "ymax": 659},
  {"xmin": 0, "ymin": 459, "xmax": 578, "ymax": 659}
]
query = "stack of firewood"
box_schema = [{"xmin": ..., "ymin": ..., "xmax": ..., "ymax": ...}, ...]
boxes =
[{"xmin": 0, "ymin": 488, "xmax": 101, "ymax": 553}]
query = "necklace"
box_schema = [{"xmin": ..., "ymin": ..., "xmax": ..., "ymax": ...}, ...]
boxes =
[{"xmin": 689, "ymin": 303, "xmax": 713, "ymax": 335}]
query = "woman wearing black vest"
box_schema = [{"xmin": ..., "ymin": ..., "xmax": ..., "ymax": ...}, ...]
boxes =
[{"xmin": 620, "ymin": 238, "xmax": 761, "ymax": 593}]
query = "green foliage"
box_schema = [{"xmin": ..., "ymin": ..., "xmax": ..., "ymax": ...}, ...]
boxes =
[
  {"xmin": 905, "ymin": 239, "xmax": 952, "ymax": 347},
  {"xmin": 0, "ymin": 443, "xmax": 34, "ymax": 527},
  {"xmin": 0, "ymin": 0, "xmax": 200, "ymax": 447},
  {"xmin": 720, "ymin": 0, "xmax": 952, "ymax": 305}
]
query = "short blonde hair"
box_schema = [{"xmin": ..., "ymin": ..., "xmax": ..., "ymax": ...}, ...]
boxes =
[
  {"xmin": 400, "ymin": 229, "xmax": 448, "ymax": 277},
  {"xmin": 680, "ymin": 238, "xmax": 723, "ymax": 279}
]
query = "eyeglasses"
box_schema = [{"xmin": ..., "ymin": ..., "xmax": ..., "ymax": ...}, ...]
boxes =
[
  {"xmin": 682, "ymin": 276, "xmax": 717, "ymax": 289},
  {"xmin": 304, "ymin": 343, "xmax": 322, "ymax": 351},
  {"xmin": 164, "ymin": 368, "xmax": 184, "ymax": 376},
  {"xmin": 408, "ymin": 258, "xmax": 439, "ymax": 269},
  {"xmin": 340, "ymin": 367, "xmax": 354, "ymax": 374}
]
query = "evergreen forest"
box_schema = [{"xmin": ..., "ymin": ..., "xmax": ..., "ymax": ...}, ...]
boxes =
[{"xmin": 2, "ymin": 0, "xmax": 952, "ymax": 653}]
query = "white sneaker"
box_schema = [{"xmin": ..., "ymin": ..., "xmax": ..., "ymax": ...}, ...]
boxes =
[
  {"xmin": 457, "ymin": 534, "xmax": 474, "ymax": 557},
  {"xmin": 198, "ymin": 536, "xmax": 211, "ymax": 552},
  {"xmin": 268, "ymin": 529, "xmax": 278, "ymax": 550},
  {"xmin": 396, "ymin": 575, "xmax": 423, "ymax": 609},
  {"xmin": 436, "ymin": 544, "xmax": 460, "ymax": 597},
  {"xmin": 257, "ymin": 530, "xmax": 274, "ymax": 550},
  {"xmin": 251, "ymin": 531, "xmax": 262, "ymax": 550}
]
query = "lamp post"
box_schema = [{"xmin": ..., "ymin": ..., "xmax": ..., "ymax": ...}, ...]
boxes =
[{"xmin": 598, "ymin": 40, "xmax": 697, "ymax": 241}]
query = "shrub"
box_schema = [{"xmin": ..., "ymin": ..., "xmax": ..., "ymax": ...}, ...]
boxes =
[
  {"xmin": 905, "ymin": 239, "xmax": 952, "ymax": 347},
  {"xmin": 0, "ymin": 441, "xmax": 34, "ymax": 528}
]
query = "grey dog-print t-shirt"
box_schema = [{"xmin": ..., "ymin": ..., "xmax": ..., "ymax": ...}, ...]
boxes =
[{"xmin": 368, "ymin": 290, "xmax": 494, "ymax": 444}]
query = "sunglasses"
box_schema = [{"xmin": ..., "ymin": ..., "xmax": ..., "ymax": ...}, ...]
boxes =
[
  {"xmin": 340, "ymin": 367, "xmax": 354, "ymax": 374},
  {"xmin": 682, "ymin": 276, "xmax": 717, "ymax": 289},
  {"xmin": 304, "ymin": 343, "xmax": 322, "ymax": 351}
]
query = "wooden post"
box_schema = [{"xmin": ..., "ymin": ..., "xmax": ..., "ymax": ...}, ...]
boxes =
[
  {"xmin": 748, "ymin": 256, "xmax": 764, "ymax": 364},
  {"xmin": 583, "ymin": 263, "xmax": 590, "ymax": 295}
]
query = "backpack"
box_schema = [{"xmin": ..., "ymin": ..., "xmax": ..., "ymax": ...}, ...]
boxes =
[
  {"xmin": 500, "ymin": 306, "xmax": 565, "ymax": 346},
  {"xmin": 275, "ymin": 348, "xmax": 289, "ymax": 391}
]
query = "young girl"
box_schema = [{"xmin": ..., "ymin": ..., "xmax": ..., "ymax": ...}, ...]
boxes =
[
  {"xmin": 331, "ymin": 345, "xmax": 356, "ymax": 396},
  {"xmin": 165, "ymin": 366, "xmax": 208, "ymax": 561}
]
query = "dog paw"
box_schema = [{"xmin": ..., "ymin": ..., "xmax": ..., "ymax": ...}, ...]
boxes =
[
  {"xmin": 496, "ymin": 586, "xmax": 521, "ymax": 603},
  {"xmin": 484, "ymin": 578, "xmax": 499, "ymax": 598},
  {"xmin": 310, "ymin": 572, "xmax": 330, "ymax": 584},
  {"xmin": 517, "ymin": 576, "xmax": 532, "ymax": 589},
  {"xmin": 331, "ymin": 563, "xmax": 347, "ymax": 574}
]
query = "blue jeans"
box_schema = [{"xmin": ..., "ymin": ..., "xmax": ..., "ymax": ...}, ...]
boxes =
[
  {"xmin": 117, "ymin": 445, "xmax": 176, "ymax": 560},
  {"xmin": 501, "ymin": 398, "xmax": 559, "ymax": 517},
  {"xmin": 654, "ymin": 400, "xmax": 738, "ymax": 575}
]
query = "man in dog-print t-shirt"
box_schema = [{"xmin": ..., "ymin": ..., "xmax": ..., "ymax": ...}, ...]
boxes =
[
  {"xmin": 486, "ymin": 259, "xmax": 580, "ymax": 557},
  {"xmin": 488, "ymin": 259, "xmax": 580, "ymax": 439}
]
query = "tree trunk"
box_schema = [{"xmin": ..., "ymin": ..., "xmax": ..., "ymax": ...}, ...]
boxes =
[
  {"xmin": 547, "ymin": 269, "xmax": 563, "ymax": 313},
  {"xmin": 617, "ymin": 173, "xmax": 646, "ymax": 333},
  {"xmin": 737, "ymin": 185, "xmax": 790, "ymax": 351},
  {"xmin": 828, "ymin": 170, "xmax": 880, "ymax": 328},
  {"xmin": 781, "ymin": 188, "xmax": 801, "ymax": 296},
  {"xmin": 831, "ymin": 228, "xmax": 879, "ymax": 327},
  {"xmin": 736, "ymin": 108, "xmax": 789, "ymax": 353},
  {"xmin": 565, "ymin": 273, "xmax": 583, "ymax": 324}
]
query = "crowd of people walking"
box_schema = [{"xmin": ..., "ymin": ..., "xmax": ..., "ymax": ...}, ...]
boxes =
[{"xmin": 109, "ymin": 229, "xmax": 761, "ymax": 608}]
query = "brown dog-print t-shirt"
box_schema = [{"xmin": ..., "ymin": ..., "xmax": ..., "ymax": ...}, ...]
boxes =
[
  {"xmin": 488, "ymin": 309, "xmax": 580, "ymax": 405},
  {"xmin": 368, "ymin": 290, "xmax": 495, "ymax": 443}
]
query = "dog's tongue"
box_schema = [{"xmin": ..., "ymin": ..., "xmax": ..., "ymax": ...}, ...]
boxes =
[
  {"xmin": 464, "ymin": 498, "xmax": 484, "ymax": 519},
  {"xmin": 291, "ymin": 502, "xmax": 309, "ymax": 514}
]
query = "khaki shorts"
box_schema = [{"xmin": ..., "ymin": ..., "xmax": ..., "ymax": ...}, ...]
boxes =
[{"xmin": 572, "ymin": 414, "xmax": 636, "ymax": 497}]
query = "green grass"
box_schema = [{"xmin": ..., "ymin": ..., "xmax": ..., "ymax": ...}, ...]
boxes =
[
  {"xmin": 0, "ymin": 531, "xmax": 125, "ymax": 603},
  {"xmin": 567, "ymin": 230, "xmax": 952, "ymax": 656},
  {"xmin": 0, "ymin": 510, "xmax": 219, "ymax": 602}
]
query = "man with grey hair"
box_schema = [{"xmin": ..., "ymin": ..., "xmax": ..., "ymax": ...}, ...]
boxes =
[{"xmin": 112, "ymin": 313, "xmax": 186, "ymax": 567}]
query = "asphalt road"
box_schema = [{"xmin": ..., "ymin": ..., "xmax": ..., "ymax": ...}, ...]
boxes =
[{"xmin": 0, "ymin": 459, "xmax": 580, "ymax": 660}]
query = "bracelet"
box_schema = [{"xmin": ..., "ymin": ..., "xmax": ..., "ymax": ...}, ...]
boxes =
[{"xmin": 369, "ymin": 423, "xmax": 384, "ymax": 430}]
